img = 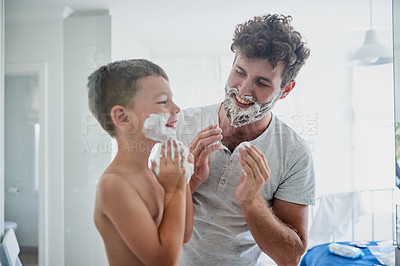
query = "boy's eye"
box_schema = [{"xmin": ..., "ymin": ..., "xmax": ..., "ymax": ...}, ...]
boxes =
[{"xmin": 158, "ymin": 101, "xmax": 167, "ymax": 105}]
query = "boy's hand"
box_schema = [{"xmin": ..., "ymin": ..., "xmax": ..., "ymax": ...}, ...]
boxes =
[{"xmin": 152, "ymin": 139, "xmax": 186, "ymax": 192}]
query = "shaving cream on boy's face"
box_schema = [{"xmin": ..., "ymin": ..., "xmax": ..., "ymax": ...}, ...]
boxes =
[
  {"xmin": 142, "ymin": 113, "xmax": 176, "ymax": 142},
  {"xmin": 143, "ymin": 113, "xmax": 194, "ymax": 184},
  {"xmin": 222, "ymin": 83, "xmax": 282, "ymax": 128}
]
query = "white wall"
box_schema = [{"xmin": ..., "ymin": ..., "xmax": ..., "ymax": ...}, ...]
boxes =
[
  {"xmin": 352, "ymin": 65, "xmax": 395, "ymax": 189},
  {"xmin": 63, "ymin": 11, "xmax": 112, "ymax": 266},
  {"xmin": 295, "ymin": 46, "xmax": 354, "ymax": 195},
  {"xmin": 395, "ymin": 0, "xmax": 400, "ymax": 123},
  {"xmin": 5, "ymin": 6, "xmax": 65, "ymax": 265},
  {"xmin": 0, "ymin": 0, "xmax": 4, "ymax": 238},
  {"xmin": 111, "ymin": 12, "xmax": 152, "ymax": 61}
]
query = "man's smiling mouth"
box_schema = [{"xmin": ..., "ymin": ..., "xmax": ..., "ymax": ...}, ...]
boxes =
[{"xmin": 234, "ymin": 93, "xmax": 255, "ymax": 106}]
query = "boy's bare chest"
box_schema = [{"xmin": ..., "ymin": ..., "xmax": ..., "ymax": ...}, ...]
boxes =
[{"xmin": 136, "ymin": 177, "xmax": 165, "ymax": 226}]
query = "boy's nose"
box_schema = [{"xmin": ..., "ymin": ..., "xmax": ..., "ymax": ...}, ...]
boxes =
[{"xmin": 171, "ymin": 101, "xmax": 180, "ymax": 114}]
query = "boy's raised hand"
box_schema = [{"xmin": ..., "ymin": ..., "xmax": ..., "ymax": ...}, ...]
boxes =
[{"xmin": 152, "ymin": 139, "xmax": 186, "ymax": 192}]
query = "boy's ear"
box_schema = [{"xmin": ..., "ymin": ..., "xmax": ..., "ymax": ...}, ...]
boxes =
[
  {"xmin": 280, "ymin": 80, "xmax": 296, "ymax": 99},
  {"xmin": 110, "ymin": 105, "xmax": 135, "ymax": 133}
]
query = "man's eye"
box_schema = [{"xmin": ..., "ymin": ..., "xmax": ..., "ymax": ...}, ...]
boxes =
[
  {"xmin": 158, "ymin": 101, "xmax": 167, "ymax": 105},
  {"xmin": 257, "ymin": 81, "xmax": 268, "ymax": 87},
  {"xmin": 236, "ymin": 69, "xmax": 245, "ymax": 76}
]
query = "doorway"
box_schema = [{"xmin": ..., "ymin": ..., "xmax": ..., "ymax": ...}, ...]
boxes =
[{"xmin": 4, "ymin": 62, "xmax": 47, "ymax": 266}]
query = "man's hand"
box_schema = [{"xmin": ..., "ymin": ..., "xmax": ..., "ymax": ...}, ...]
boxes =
[
  {"xmin": 189, "ymin": 124, "xmax": 222, "ymax": 192},
  {"xmin": 236, "ymin": 144, "xmax": 271, "ymax": 205}
]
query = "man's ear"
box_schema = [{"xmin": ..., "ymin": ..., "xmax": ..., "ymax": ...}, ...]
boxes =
[
  {"xmin": 280, "ymin": 80, "xmax": 296, "ymax": 99},
  {"xmin": 110, "ymin": 105, "xmax": 134, "ymax": 133}
]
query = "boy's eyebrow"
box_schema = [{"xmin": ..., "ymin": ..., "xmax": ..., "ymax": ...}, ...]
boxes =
[{"xmin": 152, "ymin": 91, "xmax": 169, "ymax": 98}]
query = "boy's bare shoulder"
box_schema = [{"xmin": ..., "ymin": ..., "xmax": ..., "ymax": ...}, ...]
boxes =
[
  {"xmin": 96, "ymin": 171, "xmax": 142, "ymax": 206},
  {"xmin": 98, "ymin": 171, "xmax": 129, "ymax": 189},
  {"xmin": 98, "ymin": 169, "xmax": 140, "ymax": 190}
]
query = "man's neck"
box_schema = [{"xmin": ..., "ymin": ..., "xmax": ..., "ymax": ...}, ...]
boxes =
[{"xmin": 218, "ymin": 104, "xmax": 272, "ymax": 151}]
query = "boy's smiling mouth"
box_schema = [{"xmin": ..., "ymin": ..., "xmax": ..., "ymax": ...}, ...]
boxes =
[{"xmin": 166, "ymin": 120, "xmax": 177, "ymax": 128}]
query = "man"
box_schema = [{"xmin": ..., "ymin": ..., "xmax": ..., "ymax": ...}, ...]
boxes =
[{"xmin": 176, "ymin": 14, "xmax": 315, "ymax": 265}]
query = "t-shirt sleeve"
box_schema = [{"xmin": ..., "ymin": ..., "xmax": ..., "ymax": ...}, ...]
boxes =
[{"xmin": 274, "ymin": 143, "xmax": 316, "ymax": 205}]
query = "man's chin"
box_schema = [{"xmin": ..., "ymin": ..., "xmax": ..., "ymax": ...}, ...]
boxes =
[
  {"xmin": 225, "ymin": 106, "xmax": 271, "ymax": 128},
  {"xmin": 225, "ymin": 109, "xmax": 253, "ymax": 128}
]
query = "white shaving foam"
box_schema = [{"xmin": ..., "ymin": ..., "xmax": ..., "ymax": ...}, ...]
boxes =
[
  {"xmin": 142, "ymin": 113, "xmax": 176, "ymax": 142},
  {"xmin": 238, "ymin": 141, "xmax": 252, "ymax": 150},
  {"xmin": 150, "ymin": 140, "xmax": 193, "ymax": 184},
  {"xmin": 223, "ymin": 83, "xmax": 281, "ymax": 128},
  {"xmin": 143, "ymin": 113, "xmax": 193, "ymax": 184},
  {"xmin": 237, "ymin": 141, "xmax": 252, "ymax": 177}
]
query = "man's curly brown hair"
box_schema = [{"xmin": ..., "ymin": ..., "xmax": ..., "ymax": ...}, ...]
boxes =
[{"xmin": 231, "ymin": 14, "xmax": 310, "ymax": 89}]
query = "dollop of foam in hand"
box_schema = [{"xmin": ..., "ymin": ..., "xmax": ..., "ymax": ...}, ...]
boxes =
[
  {"xmin": 144, "ymin": 113, "xmax": 193, "ymax": 184},
  {"xmin": 237, "ymin": 142, "xmax": 252, "ymax": 176},
  {"xmin": 237, "ymin": 141, "xmax": 252, "ymax": 150},
  {"xmin": 151, "ymin": 140, "xmax": 193, "ymax": 184},
  {"xmin": 142, "ymin": 113, "xmax": 176, "ymax": 142}
]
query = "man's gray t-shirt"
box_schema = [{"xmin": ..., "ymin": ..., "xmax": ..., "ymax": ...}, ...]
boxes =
[{"xmin": 176, "ymin": 104, "xmax": 315, "ymax": 265}]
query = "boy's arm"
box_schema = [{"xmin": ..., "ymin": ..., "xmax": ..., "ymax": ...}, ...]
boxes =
[
  {"xmin": 184, "ymin": 184, "xmax": 193, "ymax": 243},
  {"xmin": 183, "ymin": 152, "xmax": 194, "ymax": 242},
  {"xmin": 158, "ymin": 173, "xmax": 193, "ymax": 244},
  {"xmin": 99, "ymin": 174, "xmax": 186, "ymax": 265}
]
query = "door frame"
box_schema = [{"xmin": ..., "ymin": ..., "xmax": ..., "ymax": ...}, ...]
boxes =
[
  {"xmin": 0, "ymin": 0, "xmax": 4, "ymax": 241},
  {"xmin": 4, "ymin": 62, "xmax": 48, "ymax": 265}
]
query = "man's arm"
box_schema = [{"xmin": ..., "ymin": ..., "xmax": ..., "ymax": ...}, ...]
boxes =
[
  {"xmin": 237, "ymin": 144, "xmax": 309, "ymax": 265},
  {"xmin": 240, "ymin": 197, "xmax": 308, "ymax": 265}
]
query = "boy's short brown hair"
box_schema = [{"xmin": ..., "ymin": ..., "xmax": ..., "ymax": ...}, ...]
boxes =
[{"xmin": 87, "ymin": 59, "xmax": 168, "ymax": 137}]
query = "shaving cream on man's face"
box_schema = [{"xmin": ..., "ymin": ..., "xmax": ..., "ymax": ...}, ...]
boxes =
[
  {"xmin": 142, "ymin": 113, "xmax": 176, "ymax": 142},
  {"xmin": 222, "ymin": 83, "xmax": 281, "ymax": 128}
]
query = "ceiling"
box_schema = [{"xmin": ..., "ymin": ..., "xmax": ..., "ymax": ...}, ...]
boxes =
[{"xmin": 4, "ymin": 0, "xmax": 394, "ymax": 57}]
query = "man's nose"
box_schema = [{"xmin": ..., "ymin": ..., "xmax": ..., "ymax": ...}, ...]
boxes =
[{"xmin": 238, "ymin": 78, "xmax": 253, "ymax": 96}]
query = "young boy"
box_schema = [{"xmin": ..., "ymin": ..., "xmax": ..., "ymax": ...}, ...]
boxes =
[{"xmin": 88, "ymin": 59, "xmax": 193, "ymax": 266}]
